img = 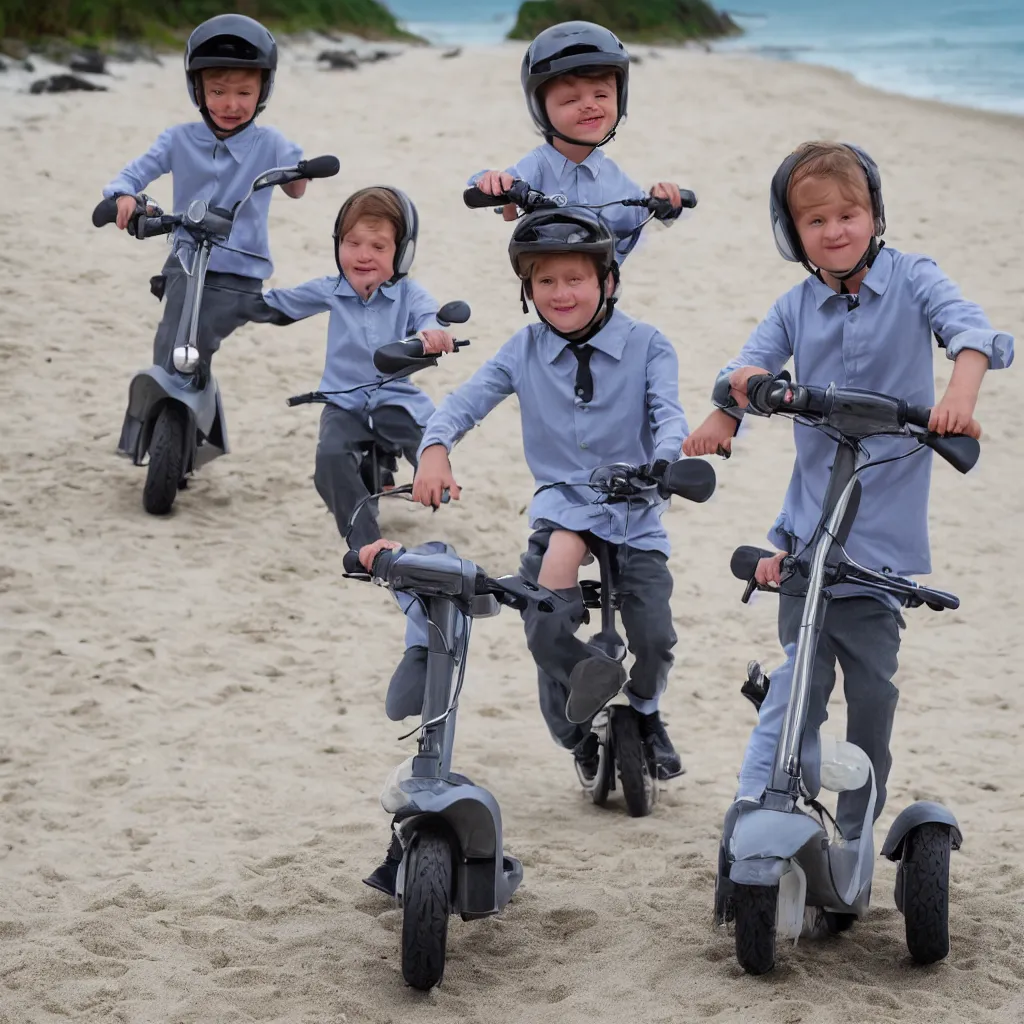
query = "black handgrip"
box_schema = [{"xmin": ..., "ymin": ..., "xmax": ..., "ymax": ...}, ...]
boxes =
[
  {"xmin": 92, "ymin": 197, "xmax": 119, "ymax": 228},
  {"xmin": 343, "ymin": 549, "xmax": 363, "ymax": 574},
  {"xmin": 730, "ymin": 545, "xmax": 777, "ymax": 582},
  {"xmin": 649, "ymin": 196, "xmax": 675, "ymax": 221},
  {"xmin": 661, "ymin": 458, "xmax": 716, "ymax": 503},
  {"xmin": 463, "ymin": 186, "xmax": 509, "ymax": 209},
  {"xmin": 923, "ymin": 433, "xmax": 980, "ymax": 475},
  {"xmin": 900, "ymin": 402, "xmax": 932, "ymax": 429},
  {"xmin": 287, "ymin": 392, "xmax": 321, "ymax": 407},
  {"xmin": 298, "ymin": 155, "xmax": 340, "ymax": 179},
  {"xmin": 679, "ymin": 188, "xmax": 697, "ymax": 209}
]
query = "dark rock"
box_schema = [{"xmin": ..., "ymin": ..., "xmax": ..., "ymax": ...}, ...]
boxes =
[
  {"xmin": 630, "ymin": 52, "xmax": 643, "ymax": 65},
  {"xmin": 441, "ymin": 47, "xmax": 462, "ymax": 59},
  {"xmin": 317, "ymin": 49, "xmax": 359, "ymax": 70},
  {"xmin": 69, "ymin": 49, "xmax": 107, "ymax": 75},
  {"xmin": 29, "ymin": 74, "xmax": 108, "ymax": 94},
  {"xmin": 363, "ymin": 49, "xmax": 396, "ymax": 63},
  {"xmin": 23, "ymin": 58, "xmax": 34, "ymax": 72},
  {"xmin": 0, "ymin": 55, "xmax": 7, "ymax": 73}
]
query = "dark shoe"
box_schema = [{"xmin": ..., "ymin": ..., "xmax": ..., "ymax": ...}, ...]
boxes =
[
  {"xmin": 572, "ymin": 732, "xmax": 601, "ymax": 781},
  {"xmin": 637, "ymin": 711, "xmax": 684, "ymax": 780},
  {"xmin": 565, "ymin": 653, "xmax": 627, "ymax": 724},
  {"xmin": 385, "ymin": 646, "xmax": 428, "ymax": 722},
  {"xmin": 363, "ymin": 834, "xmax": 402, "ymax": 897}
]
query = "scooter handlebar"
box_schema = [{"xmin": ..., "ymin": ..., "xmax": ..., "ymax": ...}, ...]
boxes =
[
  {"xmin": 296, "ymin": 155, "xmax": 341, "ymax": 179},
  {"xmin": 92, "ymin": 197, "xmax": 119, "ymax": 228}
]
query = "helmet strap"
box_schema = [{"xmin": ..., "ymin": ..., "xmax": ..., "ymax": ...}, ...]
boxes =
[{"xmin": 808, "ymin": 238, "xmax": 883, "ymax": 286}]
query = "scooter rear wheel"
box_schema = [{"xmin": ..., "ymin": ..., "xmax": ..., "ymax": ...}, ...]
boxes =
[
  {"xmin": 143, "ymin": 404, "xmax": 187, "ymax": 515},
  {"xmin": 401, "ymin": 826, "xmax": 453, "ymax": 990},
  {"xmin": 733, "ymin": 883, "xmax": 777, "ymax": 975},
  {"xmin": 611, "ymin": 707, "xmax": 656, "ymax": 818},
  {"xmin": 901, "ymin": 822, "xmax": 951, "ymax": 964}
]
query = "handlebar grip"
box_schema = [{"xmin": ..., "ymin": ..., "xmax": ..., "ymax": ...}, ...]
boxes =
[
  {"xmin": 342, "ymin": 549, "xmax": 363, "ymax": 574},
  {"xmin": 730, "ymin": 545, "xmax": 777, "ymax": 582},
  {"xmin": 679, "ymin": 188, "xmax": 697, "ymax": 209},
  {"xmin": 901, "ymin": 403, "xmax": 932, "ymax": 429},
  {"xmin": 463, "ymin": 186, "xmax": 508, "ymax": 209},
  {"xmin": 137, "ymin": 215, "xmax": 173, "ymax": 239},
  {"xmin": 92, "ymin": 197, "xmax": 119, "ymax": 228},
  {"xmin": 297, "ymin": 155, "xmax": 340, "ymax": 179}
]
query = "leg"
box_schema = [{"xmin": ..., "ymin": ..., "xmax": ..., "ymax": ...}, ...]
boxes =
[
  {"xmin": 830, "ymin": 598, "xmax": 903, "ymax": 839},
  {"xmin": 150, "ymin": 259, "xmax": 188, "ymax": 370},
  {"xmin": 313, "ymin": 404, "xmax": 377, "ymax": 548},
  {"xmin": 193, "ymin": 274, "xmax": 268, "ymax": 369},
  {"xmin": 368, "ymin": 405, "xmax": 426, "ymax": 473}
]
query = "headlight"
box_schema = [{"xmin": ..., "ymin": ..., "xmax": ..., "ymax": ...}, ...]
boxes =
[
  {"xmin": 819, "ymin": 733, "xmax": 871, "ymax": 794},
  {"xmin": 172, "ymin": 345, "xmax": 201, "ymax": 374},
  {"xmin": 380, "ymin": 755, "xmax": 415, "ymax": 813}
]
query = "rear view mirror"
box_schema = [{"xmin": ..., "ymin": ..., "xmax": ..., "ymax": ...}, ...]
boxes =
[{"xmin": 436, "ymin": 300, "xmax": 471, "ymax": 327}]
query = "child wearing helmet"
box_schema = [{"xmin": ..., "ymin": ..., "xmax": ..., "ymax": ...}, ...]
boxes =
[
  {"xmin": 683, "ymin": 141, "xmax": 1013, "ymax": 838},
  {"xmin": 100, "ymin": 14, "xmax": 312, "ymax": 438},
  {"xmin": 260, "ymin": 186, "xmax": 455, "ymax": 701},
  {"xmin": 470, "ymin": 20, "xmax": 686, "ymax": 261}
]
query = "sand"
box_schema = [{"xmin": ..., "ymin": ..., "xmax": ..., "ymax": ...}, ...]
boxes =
[{"xmin": 1, "ymin": 36, "xmax": 1022, "ymax": 1024}]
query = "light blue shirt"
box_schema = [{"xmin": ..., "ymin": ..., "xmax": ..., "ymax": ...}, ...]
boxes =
[
  {"xmin": 264, "ymin": 274, "xmax": 441, "ymax": 426},
  {"xmin": 721, "ymin": 246, "xmax": 1014, "ymax": 578},
  {"xmin": 470, "ymin": 143, "xmax": 672, "ymax": 262},
  {"xmin": 103, "ymin": 121, "xmax": 303, "ymax": 279},
  {"xmin": 419, "ymin": 308, "xmax": 689, "ymax": 555}
]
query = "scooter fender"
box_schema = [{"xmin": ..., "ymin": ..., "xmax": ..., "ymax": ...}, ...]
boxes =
[
  {"xmin": 727, "ymin": 807, "xmax": 826, "ymax": 887},
  {"xmin": 394, "ymin": 780, "xmax": 521, "ymax": 919},
  {"xmin": 880, "ymin": 801, "xmax": 963, "ymax": 862}
]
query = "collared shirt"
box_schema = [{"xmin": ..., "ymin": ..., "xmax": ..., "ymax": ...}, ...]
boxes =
[
  {"xmin": 470, "ymin": 143, "xmax": 673, "ymax": 262},
  {"xmin": 103, "ymin": 121, "xmax": 303, "ymax": 279},
  {"xmin": 419, "ymin": 308, "xmax": 689, "ymax": 555},
  {"xmin": 722, "ymin": 246, "xmax": 1014, "ymax": 579},
  {"xmin": 264, "ymin": 274, "xmax": 441, "ymax": 426}
]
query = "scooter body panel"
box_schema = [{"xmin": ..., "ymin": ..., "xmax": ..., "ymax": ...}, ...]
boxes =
[{"xmin": 880, "ymin": 800, "xmax": 962, "ymax": 862}]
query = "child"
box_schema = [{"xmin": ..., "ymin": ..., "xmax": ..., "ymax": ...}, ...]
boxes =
[
  {"xmin": 683, "ymin": 141, "xmax": 1014, "ymax": 838},
  {"xmin": 261, "ymin": 186, "xmax": 454, "ymax": 698},
  {"xmin": 102, "ymin": 14, "xmax": 313, "ymax": 456},
  {"xmin": 470, "ymin": 20, "xmax": 685, "ymax": 261}
]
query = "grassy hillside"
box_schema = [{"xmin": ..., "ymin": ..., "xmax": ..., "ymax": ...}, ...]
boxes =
[
  {"xmin": 0, "ymin": 0, "xmax": 418, "ymax": 44},
  {"xmin": 509, "ymin": 0, "xmax": 741, "ymax": 43}
]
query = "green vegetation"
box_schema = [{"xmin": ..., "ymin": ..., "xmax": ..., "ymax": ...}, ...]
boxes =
[
  {"xmin": 0, "ymin": 0, "xmax": 419, "ymax": 45},
  {"xmin": 509, "ymin": 0, "xmax": 741, "ymax": 44}
]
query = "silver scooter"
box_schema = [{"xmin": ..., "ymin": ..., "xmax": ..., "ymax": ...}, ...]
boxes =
[
  {"xmin": 713, "ymin": 373, "xmax": 979, "ymax": 975},
  {"xmin": 91, "ymin": 154, "xmax": 340, "ymax": 514}
]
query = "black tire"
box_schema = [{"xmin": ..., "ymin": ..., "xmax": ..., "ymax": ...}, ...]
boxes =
[
  {"xmin": 401, "ymin": 827, "xmax": 453, "ymax": 990},
  {"xmin": 611, "ymin": 708, "xmax": 655, "ymax": 818},
  {"xmin": 733, "ymin": 883, "xmax": 778, "ymax": 975},
  {"xmin": 143, "ymin": 404, "xmax": 187, "ymax": 515},
  {"xmin": 901, "ymin": 823, "xmax": 951, "ymax": 964}
]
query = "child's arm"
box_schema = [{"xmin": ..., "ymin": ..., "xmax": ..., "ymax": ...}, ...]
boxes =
[
  {"xmin": 407, "ymin": 285, "xmax": 454, "ymax": 355},
  {"xmin": 646, "ymin": 332, "xmax": 689, "ymax": 463},
  {"xmin": 275, "ymin": 131, "xmax": 307, "ymax": 199},
  {"xmin": 468, "ymin": 152, "xmax": 539, "ymax": 221},
  {"xmin": 912, "ymin": 257, "xmax": 1015, "ymax": 436},
  {"xmin": 262, "ymin": 277, "xmax": 333, "ymax": 324},
  {"xmin": 102, "ymin": 130, "xmax": 175, "ymax": 229}
]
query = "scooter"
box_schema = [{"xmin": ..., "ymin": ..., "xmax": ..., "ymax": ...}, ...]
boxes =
[
  {"xmin": 91, "ymin": 154, "xmax": 340, "ymax": 514},
  {"xmin": 540, "ymin": 459, "xmax": 718, "ymax": 817},
  {"xmin": 342, "ymin": 496, "xmax": 560, "ymax": 992},
  {"xmin": 713, "ymin": 372, "xmax": 979, "ymax": 975},
  {"xmin": 287, "ymin": 299, "xmax": 471, "ymax": 500}
]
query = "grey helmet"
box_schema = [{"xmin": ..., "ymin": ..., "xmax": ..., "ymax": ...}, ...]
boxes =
[
  {"xmin": 520, "ymin": 21, "xmax": 629, "ymax": 147},
  {"xmin": 185, "ymin": 14, "xmax": 278, "ymax": 136}
]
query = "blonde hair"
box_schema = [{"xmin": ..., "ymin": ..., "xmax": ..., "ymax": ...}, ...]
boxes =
[
  {"xmin": 787, "ymin": 141, "xmax": 871, "ymax": 213},
  {"xmin": 200, "ymin": 67, "xmax": 263, "ymax": 86},
  {"xmin": 337, "ymin": 187, "xmax": 404, "ymax": 242}
]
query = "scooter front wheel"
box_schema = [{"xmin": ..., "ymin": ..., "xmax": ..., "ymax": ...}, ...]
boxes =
[
  {"xmin": 901, "ymin": 823, "xmax": 951, "ymax": 964},
  {"xmin": 143, "ymin": 404, "xmax": 187, "ymax": 515},
  {"xmin": 611, "ymin": 707, "xmax": 656, "ymax": 818},
  {"xmin": 733, "ymin": 883, "xmax": 778, "ymax": 975},
  {"xmin": 401, "ymin": 825, "xmax": 453, "ymax": 990}
]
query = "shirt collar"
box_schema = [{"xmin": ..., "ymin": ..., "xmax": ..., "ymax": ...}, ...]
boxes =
[
  {"xmin": 332, "ymin": 274, "xmax": 398, "ymax": 302},
  {"xmin": 543, "ymin": 307, "xmax": 628, "ymax": 362},
  {"xmin": 211, "ymin": 122, "xmax": 257, "ymax": 163},
  {"xmin": 540, "ymin": 142, "xmax": 605, "ymax": 181},
  {"xmin": 810, "ymin": 244, "xmax": 895, "ymax": 309}
]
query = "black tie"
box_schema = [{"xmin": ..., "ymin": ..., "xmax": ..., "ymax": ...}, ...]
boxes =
[{"xmin": 569, "ymin": 343, "xmax": 594, "ymax": 403}]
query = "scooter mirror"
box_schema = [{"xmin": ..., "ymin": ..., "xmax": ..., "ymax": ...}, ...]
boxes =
[{"xmin": 436, "ymin": 300, "xmax": 471, "ymax": 327}]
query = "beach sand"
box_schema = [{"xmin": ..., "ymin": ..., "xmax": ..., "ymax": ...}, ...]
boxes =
[{"xmin": 0, "ymin": 38, "xmax": 1022, "ymax": 1024}]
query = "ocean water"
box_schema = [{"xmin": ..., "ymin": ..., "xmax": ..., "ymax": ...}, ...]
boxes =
[{"xmin": 382, "ymin": 0, "xmax": 1024, "ymax": 115}]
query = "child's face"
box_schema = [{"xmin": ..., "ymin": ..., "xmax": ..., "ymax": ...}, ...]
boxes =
[
  {"xmin": 202, "ymin": 69, "xmax": 262, "ymax": 133},
  {"xmin": 531, "ymin": 253, "xmax": 604, "ymax": 334},
  {"xmin": 339, "ymin": 217, "xmax": 398, "ymax": 295},
  {"xmin": 543, "ymin": 74, "xmax": 617, "ymax": 145},
  {"xmin": 790, "ymin": 176, "xmax": 874, "ymax": 275}
]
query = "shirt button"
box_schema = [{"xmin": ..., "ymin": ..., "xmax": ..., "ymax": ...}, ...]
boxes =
[{"xmin": 580, "ymin": 442, "xmax": 589, "ymax": 449}]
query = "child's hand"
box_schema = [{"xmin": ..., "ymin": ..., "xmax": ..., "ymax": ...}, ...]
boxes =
[
  {"xmin": 419, "ymin": 329, "xmax": 454, "ymax": 355},
  {"xmin": 359, "ymin": 538, "xmax": 402, "ymax": 572},
  {"xmin": 727, "ymin": 365, "xmax": 772, "ymax": 408},
  {"xmin": 650, "ymin": 182, "xmax": 682, "ymax": 209},
  {"xmin": 281, "ymin": 179, "xmax": 308, "ymax": 199},
  {"xmin": 115, "ymin": 194, "xmax": 138, "ymax": 230},
  {"xmin": 929, "ymin": 392, "xmax": 982, "ymax": 438},
  {"xmin": 412, "ymin": 445, "xmax": 461, "ymax": 508},
  {"xmin": 755, "ymin": 552, "xmax": 787, "ymax": 587},
  {"xmin": 682, "ymin": 410, "xmax": 738, "ymax": 457},
  {"xmin": 476, "ymin": 170, "xmax": 515, "ymax": 196}
]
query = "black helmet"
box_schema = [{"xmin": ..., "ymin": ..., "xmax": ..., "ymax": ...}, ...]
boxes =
[
  {"xmin": 769, "ymin": 142, "xmax": 886, "ymax": 280},
  {"xmin": 332, "ymin": 186, "xmax": 420, "ymax": 285},
  {"xmin": 185, "ymin": 14, "xmax": 278, "ymax": 135},
  {"xmin": 521, "ymin": 21, "xmax": 629, "ymax": 147}
]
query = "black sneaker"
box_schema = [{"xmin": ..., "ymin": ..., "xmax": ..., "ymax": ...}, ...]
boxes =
[
  {"xmin": 362, "ymin": 834, "xmax": 402, "ymax": 897},
  {"xmin": 637, "ymin": 711, "xmax": 684, "ymax": 780},
  {"xmin": 572, "ymin": 732, "xmax": 601, "ymax": 781}
]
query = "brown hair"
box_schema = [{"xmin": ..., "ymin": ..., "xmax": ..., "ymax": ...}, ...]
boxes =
[
  {"xmin": 337, "ymin": 187, "xmax": 404, "ymax": 242},
  {"xmin": 518, "ymin": 250, "xmax": 603, "ymax": 283},
  {"xmin": 787, "ymin": 141, "xmax": 871, "ymax": 213}
]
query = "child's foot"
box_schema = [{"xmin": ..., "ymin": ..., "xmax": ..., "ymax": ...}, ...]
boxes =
[
  {"xmin": 572, "ymin": 732, "xmax": 601, "ymax": 781},
  {"xmin": 363, "ymin": 834, "xmax": 402, "ymax": 897},
  {"xmin": 385, "ymin": 645, "xmax": 428, "ymax": 722},
  {"xmin": 637, "ymin": 711, "xmax": 684, "ymax": 780},
  {"xmin": 565, "ymin": 652, "xmax": 627, "ymax": 724}
]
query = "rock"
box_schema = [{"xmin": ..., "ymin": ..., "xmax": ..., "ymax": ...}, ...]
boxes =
[
  {"xmin": 441, "ymin": 47, "xmax": 462, "ymax": 59},
  {"xmin": 110, "ymin": 42, "xmax": 161, "ymax": 65},
  {"xmin": 317, "ymin": 49, "xmax": 359, "ymax": 70},
  {"xmin": 29, "ymin": 74, "xmax": 108, "ymax": 95},
  {"xmin": 363, "ymin": 49, "xmax": 396, "ymax": 63},
  {"xmin": 23, "ymin": 58, "xmax": 34, "ymax": 72},
  {"xmin": 0, "ymin": 55, "xmax": 7, "ymax": 73},
  {"xmin": 630, "ymin": 52, "xmax": 643, "ymax": 65},
  {"xmin": 69, "ymin": 49, "xmax": 107, "ymax": 75},
  {"xmin": 0, "ymin": 38, "xmax": 28, "ymax": 61}
]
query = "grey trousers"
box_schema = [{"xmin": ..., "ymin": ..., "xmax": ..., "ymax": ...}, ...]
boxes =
[
  {"xmin": 314, "ymin": 402, "xmax": 423, "ymax": 548},
  {"xmin": 738, "ymin": 594, "xmax": 903, "ymax": 840},
  {"xmin": 520, "ymin": 522, "xmax": 677, "ymax": 749}
]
